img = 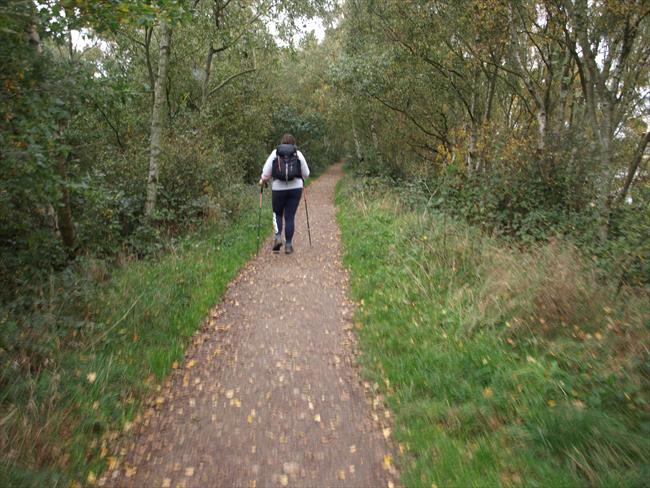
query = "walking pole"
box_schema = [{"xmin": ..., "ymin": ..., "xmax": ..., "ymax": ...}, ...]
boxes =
[
  {"xmin": 256, "ymin": 184, "xmax": 264, "ymax": 255},
  {"xmin": 303, "ymin": 183, "xmax": 312, "ymax": 247}
]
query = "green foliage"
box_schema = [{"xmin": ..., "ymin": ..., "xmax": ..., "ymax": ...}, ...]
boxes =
[
  {"xmin": 337, "ymin": 174, "xmax": 649, "ymax": 488},
  {"xmin": 328, "ymin": 0, "xmax": 650, "ymax": 284}
]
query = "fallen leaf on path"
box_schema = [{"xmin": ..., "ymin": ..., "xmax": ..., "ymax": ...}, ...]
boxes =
[
  {"xmin": 87, "ymin": 372, "xmax": 97, "ymax": 383},
  {"xmin": 162, "ymin": 479, "xmax": 171, "ymax": 488},
  {"xmin": 279, "ymin": 474, "xmax": 288, "ymax": 486},
  {"xmin": 225, "ymin": 390, "xmax": 234, "ymax": 399},
  {"xmin": 283, "ymin": 462, "xmax": 299, "ymax": 475},
  {"xmin": 124, "ymin": 467, "xmax": 137, "ymax": 478},
  {"xmin": 185, "ymin": 467, "xmax": 194, "ymax": 476},
  {"xmin": 383, "ymin": 428, "xmax": 391, "ymax": 439},
  {"xmin": 186, "ymin": 359, "xmax": 197, "ymax": 369},
  {"xmin": 349, "ymin": 445, "xmax": 356, "ymax": 453},
  {"xmin": 383, "ymin": 455, "xmax": 392, "ymax": 471},
  {"xmin": 314, "ymin": 414, "xmax": 321, "ymax": 422}
]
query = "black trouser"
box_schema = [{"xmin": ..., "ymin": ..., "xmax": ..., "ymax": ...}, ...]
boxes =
[{"xmin": 272, "ymin": 188, "xmax": 302, "ymax": 243}]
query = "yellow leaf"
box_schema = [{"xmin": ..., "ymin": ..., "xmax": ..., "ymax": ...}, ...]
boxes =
[
  {"xmin": 87, "ymin": 372, "xmax": 97, "ymax": 383},
  {"xmin": 548, "ymin": 399, "xmax": 557, "ymax": 408},
  {"xmin": 185, "ymin": 467, "xmax": 194, "ymax": 476},
  {"xmin": 107, "ymin": 457, "xmax": 118, "ymax": 470},
  {"xmin": 383, "ymin": 454, "xmax": 392, "ymax": 470},
  {"xmin": 155, "ymin": 396, "xmax": 165, "ymax": 405},
  {"xmin": 187, "ymin": 359, "xmax": 197, "ymax": 369},
  {"xmin": 338, "ymin": 469, "xmax": 346, "ymax": 480},
  {"xmin": 172, "ymin": 361, "xmax": 179, "ymax": 369},
  {"xmin": 383, "ymin": 428, "xmax": 391, "ymax": 439},
  {"xmin": 162, "ymin": 479, "xmax": 171, "ymax": 488},
  {"xmin": 388, "ymin": 481, "xmax": 395, "ymax": 488},
  {"xmin": 86, "ymin": 471, "xmax": 96, "ymax": 485},
  {"xmin": 225, "ymin": 390, "xmax": 234, "ymax": 399},
  {"xmin": 124, "ymin": 467, "xmax": 137, "ymax": 478},
  {"xmin": 314, "ymin": 414, "xmax": 321, "ymax": 422},
  {"xmin": 483, "ymin": 387, "xmax": 494, "ymax": 398},
  {"xmin": 349, "ymin": 445, "xmax": 356, "ymax": 453},
  {"xmin": 279, "ymin": 474, "xmax": 288, "ymax": 486}
]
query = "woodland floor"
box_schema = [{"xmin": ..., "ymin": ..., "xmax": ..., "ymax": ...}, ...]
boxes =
[{"xmin": 104, "ymin": 164, "xmax": 396, "ymax": 488}]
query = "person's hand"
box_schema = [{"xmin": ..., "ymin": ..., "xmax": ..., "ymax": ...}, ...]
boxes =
[{"xmin": 258, "ymin": 179, "xmax": 268, "ymax": 188}]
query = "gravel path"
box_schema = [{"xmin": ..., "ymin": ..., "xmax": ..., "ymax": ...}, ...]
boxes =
[{"xmin": 104, "ymin": 163, "xmax": 396, "ymax": 488}]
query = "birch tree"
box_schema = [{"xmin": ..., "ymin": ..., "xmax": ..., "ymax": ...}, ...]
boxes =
[{"xmin": 145, "ymin": 19, "xmax": 172, "ymax": 217}]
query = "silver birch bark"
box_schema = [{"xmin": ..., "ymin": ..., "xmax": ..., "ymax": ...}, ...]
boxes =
[
  {"xmin": 352, "ymin": 120, "xmax": 363, "ymax": 161},
  {"xmin": 145, "ymin": 20, "xmax": 172, "ymax": 217}
]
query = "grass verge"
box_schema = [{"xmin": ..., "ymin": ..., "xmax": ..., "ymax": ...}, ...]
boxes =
[
  {"xmin": 336, "ymin": 175, "xmax": 649, "ymax": 487},
  {"xmin": 1, "ymin": 186, "xmax": 273, "ymax": 487}
]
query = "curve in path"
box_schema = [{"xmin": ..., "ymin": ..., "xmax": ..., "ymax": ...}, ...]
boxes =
[{"xmin": 105, "ymin": 164, "xmax": 395, "ymax": 488}]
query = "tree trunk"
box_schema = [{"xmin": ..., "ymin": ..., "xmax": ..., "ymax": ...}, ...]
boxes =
[
  {"xmin": 371, "ymin": 121, "xmax": 382, "ymax": 166},
  {"xmin": 145, "ymin": 20, "xmax": 172, "ymax": 217},
  {"xmin": 201, "ymin": 44, "xmax": 215, "ymax": 109},
  {"xmin": 352, "ymin": 120, "xmax": 363, "ymax": 162},
  {"xmin": 618, "ymin": 130, "xmax": 650, "ymax": 205}
]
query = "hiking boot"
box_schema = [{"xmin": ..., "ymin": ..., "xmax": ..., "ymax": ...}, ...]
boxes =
[
  {"xmin": 272, "ymin": 237, "xmax": 283, "ymax": 253},
  {"xmin": 285, "ymin": 243, "xmax": 294, "ymax": 254}
]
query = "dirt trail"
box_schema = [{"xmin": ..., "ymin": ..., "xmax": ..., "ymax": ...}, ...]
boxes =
[{"xmin": 105, "ymin": 164, "xmax": 396, "ymax": 488}]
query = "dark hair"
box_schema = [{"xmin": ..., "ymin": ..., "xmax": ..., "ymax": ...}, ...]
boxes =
[{"xmin": 281, "ymin": 133, "xmax": 296, "ymax": 145}]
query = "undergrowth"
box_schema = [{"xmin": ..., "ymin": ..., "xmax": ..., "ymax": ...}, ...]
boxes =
[
  {"xmin": 0, "ymin": 186, "xmax": 272, "ymax": 487},
  {"xmin": 336, "ymin": 175, "xmax": 649, "ymax": 487}
]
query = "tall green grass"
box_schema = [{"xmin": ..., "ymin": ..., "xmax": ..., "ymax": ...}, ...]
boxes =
[
  {"xmin": 336, "ymin": 176, "xmax": 649, "ymax": 487},
  {"xmin": 1, "ymin": 187, "xmax": 272, "ymax": 487}
]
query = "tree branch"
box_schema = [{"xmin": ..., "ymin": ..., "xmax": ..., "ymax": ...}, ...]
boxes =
[{"xmin": 206, "ymin": 68, "xmax": 256, "ymax": 98}]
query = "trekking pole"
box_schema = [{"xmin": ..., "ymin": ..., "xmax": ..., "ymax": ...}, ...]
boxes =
[
  {"xmin": 256, "ymin": 184, "xmax": 264, "ymax": 255},
  {"xmin": 303, "ymin": 183, "xmax": 312, "ymax": 247}
]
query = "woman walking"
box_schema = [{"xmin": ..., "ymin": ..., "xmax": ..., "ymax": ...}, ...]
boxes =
[{"xmin": 259, "ymin": 133, "xmax": 310, "ymax": 254}]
